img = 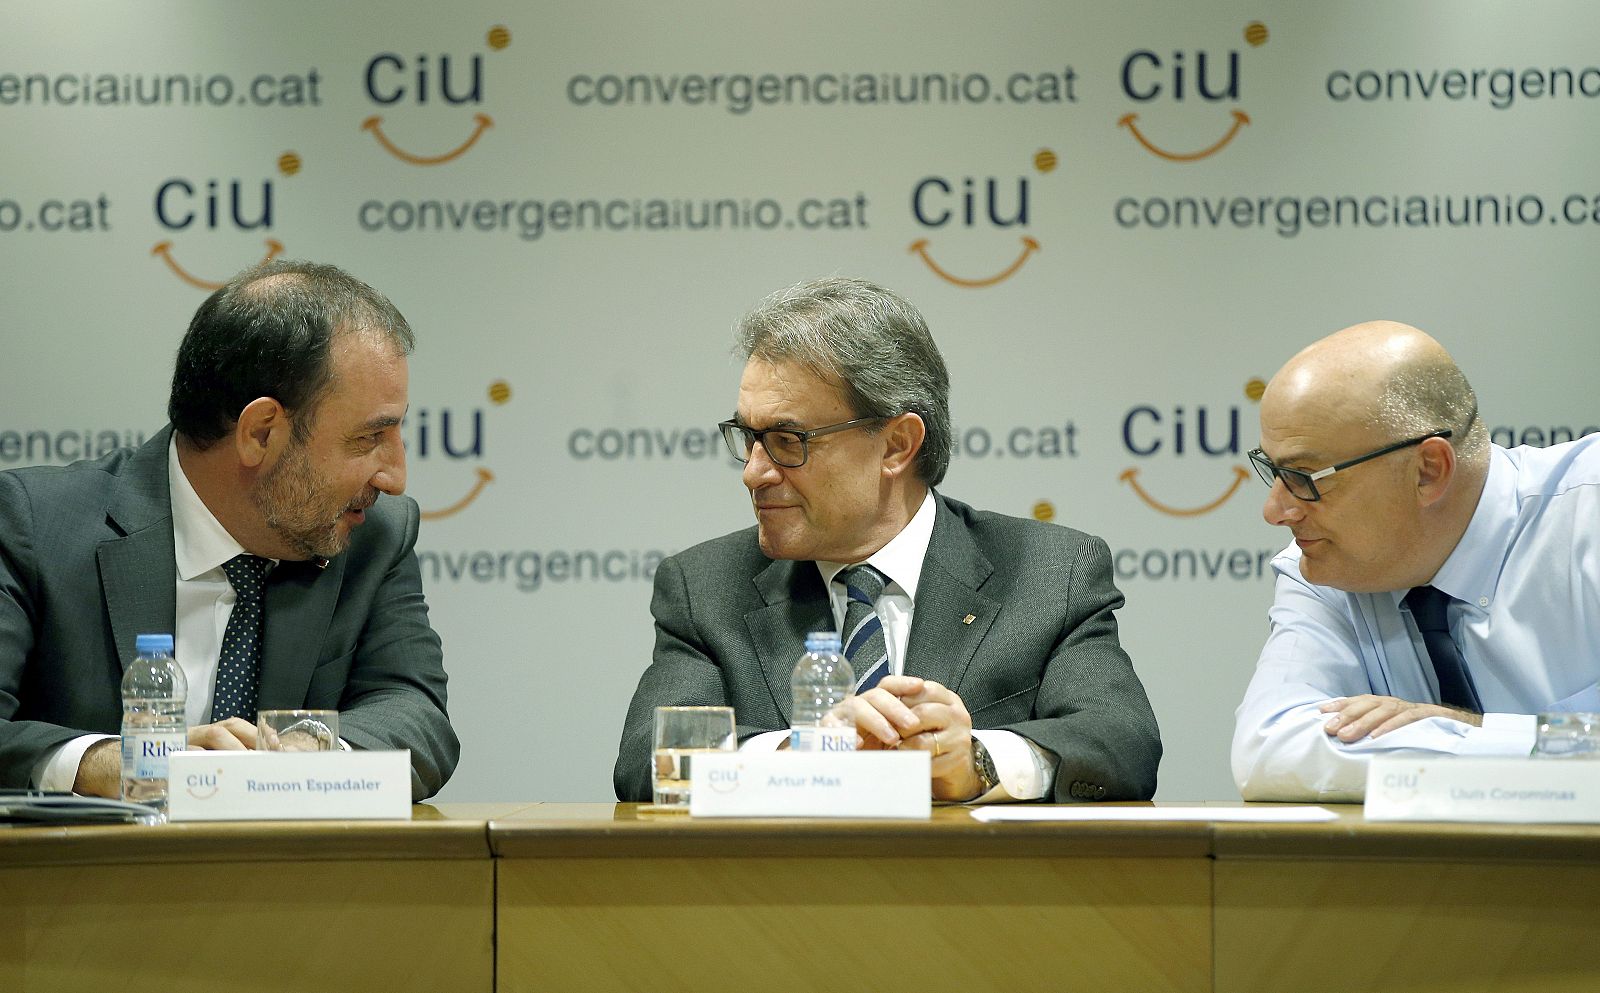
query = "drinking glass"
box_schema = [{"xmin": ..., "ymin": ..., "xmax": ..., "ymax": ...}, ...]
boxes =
[
  {"xmin": 652, "ymin": 706, "xmax": 736, "ymax": 809},
  {"xmin": 1534, "ymin": 712, "xmax": 1600, "ymax": 759},
  {"xmin": 256, "ymin": 709, "xmax": 340, "ymax": 752}
]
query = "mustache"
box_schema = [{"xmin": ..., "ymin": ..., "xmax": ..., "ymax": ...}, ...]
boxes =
[{"xmin": 342, "ymin": 489, "xmax": 380, "ymax": 515}]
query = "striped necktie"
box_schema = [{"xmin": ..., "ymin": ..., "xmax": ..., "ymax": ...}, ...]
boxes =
[
  {"xmin": 213, "ymin": 554, "xmax": 271, "ymax": 722},
  {"xmin": 838, "ymin": 564, "xmax": 890, "ymax": 693}
]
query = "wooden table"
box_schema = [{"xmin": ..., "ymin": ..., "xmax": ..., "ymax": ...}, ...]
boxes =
[
  {"xmin": 1211, "ymin": 812, "xmax": 1600, "ymax": 993},
  {"xmin": 492, "ymin": 803, "xmax": 1215, "ymax": 993},
  {"xmin": 0, "ymin": 802, "xmax": 525, "ymax": 993},
  {"xmin": 6, "ymin": 802, "xmax": 1600, "ymax": 992}
]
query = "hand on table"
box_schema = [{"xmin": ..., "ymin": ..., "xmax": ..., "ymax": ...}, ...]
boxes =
[
  {"xmin": 1320, "ymin": 695, "xmax": 1482, "ymax": 742},
  {"xmin": 72, "ymin": 718, "xmax": 260, "ymax": 797},
  {"xmin": 839, "ymin": 675, "xmax": 983, "ymax": 801}
]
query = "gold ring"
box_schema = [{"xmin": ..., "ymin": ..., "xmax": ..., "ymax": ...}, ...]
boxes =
[{"xmin": 930, "ymin": 732, "xmax": 941, "ymax": 758}]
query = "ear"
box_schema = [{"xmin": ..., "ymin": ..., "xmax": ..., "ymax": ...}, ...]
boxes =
[
  {"xmin": 879, "ymin": 413, "xmax": 926, "ymax": 479},
  {"xmin": 1414, "ymin": 436, "xmax": 1456, "ymax": 507},
  {"xmin": 233, "ymin": 397, "xmax": 292, "ymax": 470}
]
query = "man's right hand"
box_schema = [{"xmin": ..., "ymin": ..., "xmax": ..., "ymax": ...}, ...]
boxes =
[
  {"xmin": 841, "ymin": 675, "xmax": 928, "ymax": 748},
  {"xmin": 187, "ymin": 717, "xmax": 259, "ymax": 751},
  {"xmin": 1320, "ymin": 694, "xmax": 1483, "ymax": 742},
  {"xmin": 72, "ymin": 718, "xmax": 261, "ymax": 797}
]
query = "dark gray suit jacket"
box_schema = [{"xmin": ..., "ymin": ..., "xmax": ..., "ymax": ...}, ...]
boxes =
[
  {"xmin": 614, "ymin": 494, "xmax": 1160, "ymax": 803},
  {"xmin": 0, "ymin": 428, "xmax": 458, "ymax": 800}
]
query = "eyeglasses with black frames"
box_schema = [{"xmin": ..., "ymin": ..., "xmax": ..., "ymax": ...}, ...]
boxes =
[
  {"xmin": 1248, "ymin": 430, "xmax": 1453, "ymax": 502},
  {"xmin": 717, "ymin": 417, "xmax": 885, "ymax": 468}
]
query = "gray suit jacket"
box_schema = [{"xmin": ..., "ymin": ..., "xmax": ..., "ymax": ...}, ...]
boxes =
[
  {"xmin": 614, "ymin": 494, "xmax": 1161, "ymax": 802},
  {"xmin": 0, "ymin": 427, "xmax": 458, "ymax": 800}
]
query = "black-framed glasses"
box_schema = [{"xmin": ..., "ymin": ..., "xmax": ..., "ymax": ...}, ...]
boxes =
[
  {"xmin": 718, "ymin": 416, "xmax": 884, "ymax": 468},
  {"xmin": 1248, "ymin": 430, "xmax": 1452, "ymax": 502}
]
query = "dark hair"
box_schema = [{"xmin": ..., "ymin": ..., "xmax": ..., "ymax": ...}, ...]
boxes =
[
  {"xmin": 167, "ymin": 259, "xmax": 414, "ymax": 448},
  {"xmin": 735, "ymin": 277, "xmax": 952, "ymax": 486}
]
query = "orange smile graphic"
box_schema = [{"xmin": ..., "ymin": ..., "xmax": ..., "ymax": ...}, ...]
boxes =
[
  {"xmin": 909, "ymin": 236, "xmax": 1040, "ymax": 288},
  {"xmin": 420, "ymin": 467, "xmax": 494, "ymax": 521},
  {"xmin": 151, "ymin": 238, "xmax": 285, "ymax": 290},
  {"xmin": 362, "ymin": 113, "xmax": 494, "ymax": 165},
  {"xmin": 1120, "ymin": 465, "xmax": 1250, "ymax": 516},
  {"xmin": 1118, "ymin": 110, "xmax": 1250, "ymax": 162}
]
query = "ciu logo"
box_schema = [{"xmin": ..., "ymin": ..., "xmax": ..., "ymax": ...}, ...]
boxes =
[
  {"xmin": 149, "ymin": 155, "xmax": 297, "ymax": 290},
  {"xmin": 360, "ymin": 24, "xmax": 510, "ymax": 166},
  {"xmin": 404, "ymin": 379, "xmax": 512, "ymax": 521},
  {"xmin": 1116, "ymin": 377, "xmax": 1265, "ymax": 518},
  {"xmin": 185, "ymin": 768, "xmax": 222, "ymax": 800},
  {"xmin": 906, "ymin": 149, "xmax": 1054, "ymax": 290},
  {"xmin": 1117, "ymin": 21, "xmax": 1267, "ymax": 163}
]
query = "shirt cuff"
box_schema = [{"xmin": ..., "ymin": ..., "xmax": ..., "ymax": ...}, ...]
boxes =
[
  {"xmin": 971, "ymin": 729, "xmax": 1058, "ymax": 802},
  {"xmin": 34, "ymin": 734, "xmax": 117, "ymax": 792},
  {"xmin": 1456, "ymin": 713, "xmax": 1538, "ymax": 756}
]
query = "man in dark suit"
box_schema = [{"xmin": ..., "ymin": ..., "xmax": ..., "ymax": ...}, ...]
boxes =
[
  {"xmin": 0, "ymin": 260, "xmax": 457, "ymax": 801},
  {"xmin": 615, "ymin": 278, "xmax": 1160, "ymax": 803}
]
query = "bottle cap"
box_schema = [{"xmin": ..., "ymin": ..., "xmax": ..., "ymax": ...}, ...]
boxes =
[
  {"xmin": 804, "ymin": 631, "xmax": 842, "ymax": 653},
  {"xmin": 135, "ymin": 633, "xmax": 174, "ymax": 655}
]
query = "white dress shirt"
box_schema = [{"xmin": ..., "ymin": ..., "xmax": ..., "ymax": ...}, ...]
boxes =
[
  {"xmin": 33, "ymin": 435, "xmax": 272, "ymax": 789},
  {"xmin": 744, "ymin": 490, "xmax": 1060, "ymax": 801},
  {"xmin": 1233, "ymin": 436, "xmax": 1600, "ymax": 801}
]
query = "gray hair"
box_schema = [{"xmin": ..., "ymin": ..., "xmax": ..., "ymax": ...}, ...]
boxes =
[
  {"xmin": 1374, "ymin": 358, "xmax": 1489, "ymax": 467},
  {"xmin": 734, "ymin": 277, "xmax": 952, "ymax": 486}
]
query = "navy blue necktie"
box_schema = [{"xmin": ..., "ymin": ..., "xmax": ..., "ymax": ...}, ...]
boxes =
[
  {"xmin": 213, "ymin": 554, "xmax": 271, "ymax": 722},
  {"xmin": 838, "ymin": 564, "xmax": 890, "ymax": 693},
  {"xmin": 1403, "ymin": 585, "xmax": 1482, "ymax": 713}
]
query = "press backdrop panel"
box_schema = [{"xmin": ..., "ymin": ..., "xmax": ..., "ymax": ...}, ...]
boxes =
[{"xmin": 4, "ymin": 2, "xmax": 1596, "ymax": 801}]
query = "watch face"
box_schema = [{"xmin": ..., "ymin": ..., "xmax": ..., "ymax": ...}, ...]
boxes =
[{"xmin": 973, "ymin": 739, "xmax": 998, "ymax": 793}]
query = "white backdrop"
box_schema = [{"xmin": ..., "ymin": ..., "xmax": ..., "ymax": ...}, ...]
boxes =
[{"xmin": 3, "ymin": 1, "xmax": 1596, "ymax": 801}]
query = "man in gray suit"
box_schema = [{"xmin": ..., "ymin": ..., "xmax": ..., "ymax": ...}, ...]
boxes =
[
  {"xmin": 0, "ymin": 260, "xmax": 457, "ymax": 801},
  {"xmin": 615, "ymin": 278, "xmax": 1159, "ymax": 803}
]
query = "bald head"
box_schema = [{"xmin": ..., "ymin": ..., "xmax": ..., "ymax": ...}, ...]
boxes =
[
  {"xmin": 1264, "ymin": 321, "xmax": 1486, "ymax": 468},
  {"xmin": 1257, "ymin": 320, "xmax": 1489, "ymax": 593}
]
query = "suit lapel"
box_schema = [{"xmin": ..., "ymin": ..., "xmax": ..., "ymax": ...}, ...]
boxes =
[
  {"xmin": 904, "ymin": 496, "xmax": 997, "ymax": 692},
  {"xmin": 99, "ymin": 527, "xmax": 178, "ymax": 672},
  {"xmin": 257, "ymin": 556, "xmax": 341, "ymax": 708},
  {"xmin": 747, "ymin": 558, "xmax": 832, "ymax": 722},
  {"xmin": 99, "ymin": 429, "xmax": 179, "ymax": 669}
]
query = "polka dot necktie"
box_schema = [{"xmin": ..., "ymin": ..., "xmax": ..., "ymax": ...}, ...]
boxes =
[
  {"xmin": 838, "ymin": 564, "xmax": 890, "ymax": 693},
  {"xmin": 213, "ymin": 554, "xmax": 271, "ymax": 723}
]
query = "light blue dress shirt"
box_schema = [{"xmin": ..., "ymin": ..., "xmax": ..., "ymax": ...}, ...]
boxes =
[{"xmin": 1233, "ymin": 435, "xmax": 1600, "ymax": 801}]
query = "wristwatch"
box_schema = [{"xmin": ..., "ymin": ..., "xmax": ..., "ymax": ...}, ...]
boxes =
[{"xmin": 970, "ymin": 736, "xmax": 999, "ymax": 799}]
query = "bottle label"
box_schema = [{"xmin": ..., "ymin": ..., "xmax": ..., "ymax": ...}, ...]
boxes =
[
  {"xmin": 789, "ymin": 725, "xmax": 856, "ymax": 753},
  {"xmin": 121, "ymin": 731, "xmax": 186, "ymax": 781}
]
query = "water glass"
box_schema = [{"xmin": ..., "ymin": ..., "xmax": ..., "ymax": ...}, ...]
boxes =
[
  {"xmin": 652, "ymin": 706, "xmax": 736, "ymax": 809},
  {"xmin": 1534, "ymin": 712, "xmax": 1600, "ymax": 759},
  {"xmin": 257, "ymin": 709, "xmax": 340, "ymax": 752}
]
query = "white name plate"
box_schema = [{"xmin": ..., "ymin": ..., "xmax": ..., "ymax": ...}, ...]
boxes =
[
  {"xmin": 689, "ymin": 750, "xmax": 931, "ymax": 819},
  {"xmin": 1366, "ymin": 756, "xmax": 1600, "ymax": 823},
  {"xmin": 167, "ymin": 750, "xmax": 411, "ymax": 821}
]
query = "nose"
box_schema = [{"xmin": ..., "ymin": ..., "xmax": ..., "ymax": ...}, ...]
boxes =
[
  {"xmin": 1262, "ymin": 477, "xmax": 1303, "ymax": 527},
  {"xmin": 373, "ymin": 431, "xmax": 407, "ymax": 495},
  {"xmin": 741, "ymin": 440, "xmax": 782, "ymax": 492}
]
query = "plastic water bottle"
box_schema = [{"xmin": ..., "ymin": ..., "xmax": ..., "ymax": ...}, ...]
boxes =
[
  {"xmin": 789, "ymin": 632, "xmax": 857, "ymax": 752},
  {"xmin": 120, "ymin": 633, "xmax": 188, "ymax": 810}
]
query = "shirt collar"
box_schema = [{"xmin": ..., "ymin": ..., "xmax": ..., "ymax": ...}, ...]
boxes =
[
  {"xmin": 168, "ymin": 433, "xmax": 253, "ymax": 581},
  {"xmin": 1424, "ymin": 446, "xmax": 1517, "ymax": 610},
  {"xmin": 815, "ymin": 489, "xmax": 937, "ymax": 598}
]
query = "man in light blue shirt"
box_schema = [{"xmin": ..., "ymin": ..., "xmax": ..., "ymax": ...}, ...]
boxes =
[{"xmin": 1232, "ymin": 320, "xmax": 1600, "ymax": 801}]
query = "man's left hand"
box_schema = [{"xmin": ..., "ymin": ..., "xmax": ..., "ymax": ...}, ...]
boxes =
[
  {"xmin": 1320, "ymin": 694, "xmax": 1483, "ymax": 742},
  {"xmin": 868, "ymin": 675, "xmax": 983, "ymax": 801}
]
